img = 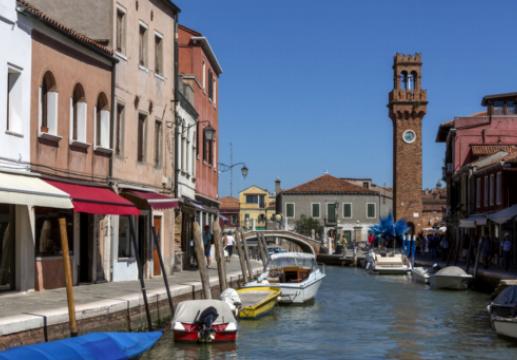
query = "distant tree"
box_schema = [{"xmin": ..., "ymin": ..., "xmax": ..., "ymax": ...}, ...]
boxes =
[{"xmin": 295, "ymin": 215, "xmax": 322, "ymax": 238}]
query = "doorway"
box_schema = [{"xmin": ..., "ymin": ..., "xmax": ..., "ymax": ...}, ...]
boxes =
[
  {"xmin": 153, "ymin": 216, "xmax": 162, "ymax": 276},
  {"xmin": 79, "ymin": 213, "xmax": 93, "ymax": 283},
  {"xmin": 0, "ymin": 205, "xmax": 15, "ymax": 291}
]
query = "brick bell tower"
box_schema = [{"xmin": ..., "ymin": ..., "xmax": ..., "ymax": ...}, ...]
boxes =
[{"xmin": 388, "ymin": 53, "xmax": 427, "ymax": 233}]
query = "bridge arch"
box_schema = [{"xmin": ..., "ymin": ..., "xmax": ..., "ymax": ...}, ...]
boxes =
[{"xmin": 242, "ymin": 230, "xmax": 320, "ymax": 255}]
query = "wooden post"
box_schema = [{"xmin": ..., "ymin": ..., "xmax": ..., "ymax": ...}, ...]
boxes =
[
  {"xmin": 240, "ymin": 230, "xmax": 254, "ymax": 279},
  {"xmin": 256, "ymin": 232, "xmax": 268, "ymax": 271},
  {"xmin": 235, "ymin": 230, "xmax": 249, "ymax": 283},
  {"xmin": 193, "ymin": 222, "xmax": 212, "ymax": 299},
  {"xmin": 151, "ymin": 227, "xmax": 174, "ymax": 316},
  {"xmin": 58, "ymin": 217, "xmax": 78, "ymax": 337},
  {"xmin": 128, "ymin": 217, "xmax": 153, "ymax": 330},
  {"xmin": 213, "ymin": 220, "xmax": 228, "ymax": 292}
]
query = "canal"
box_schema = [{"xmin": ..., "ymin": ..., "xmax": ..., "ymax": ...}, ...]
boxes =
[{"xmin": 142, "ymin": 266, "xmax": 517, "ymax": 359}]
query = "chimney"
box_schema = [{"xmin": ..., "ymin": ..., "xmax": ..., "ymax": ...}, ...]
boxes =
[{"xmin": 275, "ymin": 178, "xmax": 281, "ymax": 194}]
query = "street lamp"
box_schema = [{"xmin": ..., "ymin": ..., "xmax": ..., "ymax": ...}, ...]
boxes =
[{"xmin": 219, "ymin": 161, "xmax": 249, "ymax": 196}]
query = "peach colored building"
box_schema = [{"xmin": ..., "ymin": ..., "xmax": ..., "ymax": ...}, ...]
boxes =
[{"xmin": 26, "ymin": 0, "xmax": 181, "ymax": 280}]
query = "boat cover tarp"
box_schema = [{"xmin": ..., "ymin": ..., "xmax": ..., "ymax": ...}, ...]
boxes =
[
  {"xmin": 173, "ymin": 300, "xmax": 236, "ymax": 324},
  {"xmin": 269, "ymin": 252, "xmax": 316, "ymax": 268},
  {"xmin": 494, "ymin": 286, "xmax": 517, "ymax": 306},
  {"xmin": 0, "ymin": 331, "xmax": 162, "ymax": 360},
  {"xmin": 434, "ymin": 266, "xmax": 471, "ymax": 277}
]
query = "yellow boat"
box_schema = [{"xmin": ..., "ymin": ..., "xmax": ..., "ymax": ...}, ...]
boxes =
[{"xmin": 237, "ymin": 286, "xmax": 281, "ymax": 319}]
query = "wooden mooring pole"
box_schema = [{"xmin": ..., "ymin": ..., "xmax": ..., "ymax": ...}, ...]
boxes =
[
  {"xmin": 235, "ymin": 230, "xmax": 249, "ymax": 283},
  {"xmin": 256, "ymin": 232, "xmax": 268, "ymax": 271},
  {"xmin": 128, "ymin": 217, "xmax": 153, "ymax": 330},
  {"xmin": 151, "ymin": 226, "xmax": 174, "ymax": 316},
  {"xmin": 193, "ymin": 222, "xmax": 212, "ymax": 299},
  {"xmin": 58, "ymin": 217, "xmax": 78, "ymax": 337},
  {"xmin": 213, "ymin": 219, "xmax": 228, "ymax": 291},
  {"xmin": 240, "ymin": 230, "xmax": 254, "ymax": 279}
]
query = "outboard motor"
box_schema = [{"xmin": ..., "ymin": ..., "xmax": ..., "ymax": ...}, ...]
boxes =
[
  {"xmin": 195, "ymin": 306, "xmax": 219, "ymax": 342},
  {"xmin": 220, "ymin": 288, "xmax": 242, "ymax": 317}
]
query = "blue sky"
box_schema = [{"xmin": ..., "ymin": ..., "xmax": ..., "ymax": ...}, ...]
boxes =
[{"xmin": 175, "ymin": 0, "xmax": 517, "ymax": 197}]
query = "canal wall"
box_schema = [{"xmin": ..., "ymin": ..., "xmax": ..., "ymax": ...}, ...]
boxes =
[{"xmin": 0, "ymin": 268, "xmax": 259, "ymax": 350}]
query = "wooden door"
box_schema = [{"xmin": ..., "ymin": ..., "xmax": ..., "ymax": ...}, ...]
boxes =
[{"xmin": 153, "ymin": 216, "xmax": 161, "ymax": 276}]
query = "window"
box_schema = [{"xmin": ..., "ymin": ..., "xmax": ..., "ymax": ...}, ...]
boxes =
[
  {"xmin": 492, "ymin": 101, "xmax": 504, "ymax": 115},
  {"xmin": 115, "ymin": 8, "xmax": 126, "ymax": 54},
  {"xmin": 39, "ymin": 71, "xmax": 58, "ymax": 135},
  {"xmin": 35, "ymin": 208, "xmax": 73, "ymax": 256},
  {"xmin": 154, "ymin": 34, "xmax": 163, "ymax": 75},
  {"xmin": 138, "ymin": 23, "xmax": 148, "ymax": 67},
  {"xmin": 496, "ymin": 172, "xmax": 503, "ymax": 205},
  {"xmin": 246, "ymin": 194, "xmax": 258, "ymax": 204},
  {"xmin": 286, "ymin": 203, "xmax": 295, "ymax": 218},
  {"xmin": 213, "ymin": 78, "xmax": 217, "ymax": 105},
  {"xmin": 137, "ymin": 113, "xmax": 146, "ymax": 162},
  {"xmin": 484, "ymin": 175, "xmax": 488, "ymax": 207},
  {"xmin": 115, "ymin": 103, "xmax": 124, "ymax": 155},
  {"xmin": 311, "ymin": 203, "xmax": 320, "ymax": 218},
  {"xmin": 208, "ymin": 70, "xmax": 214, "ymax": 100},
  {"xmin": 343, "ymin": 230, "xmax": 352, "ymax": 244},
  {"xmin": 367, "ymin": 203, "xmax": 376, "ymax": 219},
  {"xmin": 7, "ymin": 66, "xmax": 23, "ymax": 134},
  {"xmin": 507, "ymin": 101, "xmax": 517, "ymax": 115},
  {"xmin": 203, "ymin": 127, "xmax": 213, "ymax": 164},
  {"xmin": 118, "ymin": 216, "xmax": 134, "ymax": 258},
  {"xmin": 0, "ymin": 204, "xmax": 15, "ymax": 290},
  {"xmin": 154, "ymin": 119, "xmax": 162, "ymax": 166},
  {"xmin": 343, "ymin": 203, "xmax": 352, "ymax": 218},
  {"xmin": 70, "ymin": 84, "xmax": 86, "ymax": 143},
  {"xmin": 95, "ymin": 93, "xmax": 110, "ymax": 149},
  {"xmin": 490, "ymin": 174, "xmax": 495, "ymax": 206},
  {"xmin": 476, "ymin": 177, "xmax": 481, "ymax": 209},
  {"xmin": 327, "ymin": 203, "xmax": 337, "ymax": 223},
  {"xmin": 202, "ymin": 62, "xmax": 206, "ymax": 90}
]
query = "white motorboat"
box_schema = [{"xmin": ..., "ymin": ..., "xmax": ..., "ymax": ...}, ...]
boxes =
[
  {"xmin": 428, "ymin": 266, "xmax": 472, "ymax": 290},
  {"xmin": 245, "ymin": 252, "xmax": 325, "ymax": 304},
  {"xmin": 366, "ymin": 249, "xmax": 412, "ymax": 275},
  {"xmin": 411, "ymin": 264, "xmax": 441, "ymax": 285},
  {"xmin": 487, "ymin": 285, "xmax": 517, "ymax": 339}
]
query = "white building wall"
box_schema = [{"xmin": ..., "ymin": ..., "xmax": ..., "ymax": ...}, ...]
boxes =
[
  {"xmin": 177, "ymin": 104, "xmax": 197, "ymax": 201},
  {"xmin": 0, "ymin": 2, "xmax": 32, "ymax": 171}
]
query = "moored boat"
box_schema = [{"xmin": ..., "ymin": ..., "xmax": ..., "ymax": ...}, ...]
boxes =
[
  {"xmin": 245, "ymin": 252, "xmax": 326, "ymax": 304},
  {"xmin": 236, "ymin": 286, "xmax": 281, "ymax": 319},
  {"xmin": 411, "ymin": 264, "xmax": 441, "ymax": 284},
  {"xmin": 0, "ymin": 331, "xmax": 162, "ymax": 360},
  {"xmin": 488, "ymin": 285, "xmax": 517, "ymax": 339},
  {"xmin": 429, "ymin": 266, "xmax": 472, "ymax": 290},
  {"xmin": 366, "ymin": 249, "xmax": 412, "ymax": 275},
  {"xmin": 171, "ymin": 300, "xmax": 238, "ymax": 343}
]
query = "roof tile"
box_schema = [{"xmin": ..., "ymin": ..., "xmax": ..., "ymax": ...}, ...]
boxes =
[{"xmin": 282, "ymin": 174, "xmax": 376, "ymax": 195}]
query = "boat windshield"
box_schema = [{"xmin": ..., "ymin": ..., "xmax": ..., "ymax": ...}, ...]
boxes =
[{"xmin": 269, "ymin": 254, "xmax": 315, "ymax": 269}]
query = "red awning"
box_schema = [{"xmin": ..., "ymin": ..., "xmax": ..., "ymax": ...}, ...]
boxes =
[
  {"xmin": 45, "ymin": 180, "xmax": 140, "ymax": 216},
  {"xmin": 124, "ymin": 190, "xmax": 179, "ymax": 210}
]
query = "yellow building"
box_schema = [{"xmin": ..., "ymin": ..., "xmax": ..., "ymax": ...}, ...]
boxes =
[{"xmin": 239, "ymin": 186, "xmax": 275, "ymax": 230}]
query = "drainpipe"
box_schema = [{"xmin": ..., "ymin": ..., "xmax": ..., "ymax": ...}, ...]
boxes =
[{"xmin": 173, "ymin": 15, "xmax": 180, "ymax": 199}]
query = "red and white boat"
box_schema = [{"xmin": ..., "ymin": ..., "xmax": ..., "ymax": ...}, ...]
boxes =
[{"xmin": 171, "ymin": 300, "xmax": 238, "ymax": 343}]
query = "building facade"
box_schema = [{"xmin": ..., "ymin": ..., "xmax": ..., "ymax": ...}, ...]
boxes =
[
  {"xmin": 178, "ymin": 24, "xmax": 222, "ymax": 229},
  {"xmin": 239, "ymin": 186, "xmax": 274, "ymax": 231},
  {"xmin": 220, "ymin": 196, "xmax": 240, "ymax": 229},
  {"xmin": 436, "ymin": 92, "xmax": 517, "ymax": 266},
  {"xmin": 277, "ymin": 174, "xmax": 392, "ymax": 244},
  {"xmin": 24, "ymin": 0, "xmax": 180, "ymax": 282},
  {"xmin": 388, "ymin": 53, "xmax": 427, "ymax": 234}
]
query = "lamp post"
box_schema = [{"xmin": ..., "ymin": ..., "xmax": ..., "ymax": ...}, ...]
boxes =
[{"xmin": 219, "ymin": 143, "xmax": 248, "ymax": 197}]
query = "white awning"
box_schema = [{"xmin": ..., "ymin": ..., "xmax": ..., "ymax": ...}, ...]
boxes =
[
  {"xmin": 0, "ymin": 172, "xmax": 73, "ymax": 209},
  {"xmin": 459, "ymin": 214, "xmax": 488, "ymax": 228},
  {"xmin": 487, "ymin": 205, "xmax": 517, "ymax": 225}
]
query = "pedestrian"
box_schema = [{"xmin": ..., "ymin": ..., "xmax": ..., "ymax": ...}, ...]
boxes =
[
  {"xmin": 203, "ymin": 225, "xmax": 213, "ymax": 267},
  {"xmin": 225, "ymin": 231, "xmax": 235, "ymax": 262},
  {"xmin": 502, "ymin": 232, "xmax": 512, "ymax": 271}
]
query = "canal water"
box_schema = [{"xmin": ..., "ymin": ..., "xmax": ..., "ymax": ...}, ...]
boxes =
[{"xmin": 142, "ymin": 267, "xmax": 517, "ymax": 359}]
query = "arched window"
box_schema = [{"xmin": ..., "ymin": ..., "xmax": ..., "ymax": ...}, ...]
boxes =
[
  {"xmin": 70, "ymin": 84, "xmax": 86, "ymax": 143},
  {"xmin": 40, "ymin": 71, "xmax": 58, "ymax": 135},
  {"xmin": 407, "ymin": 72, "xmax": 415, "ymax": 91},
  {"xmin": 410, "ymin": 71, "xmax": 418, "ymax": 91},
  {"xmin": 95, "ymin": 93, "xmax": 110, "ymax": 149},
  {"xmin": 399, "ymin": 71, "xmax": 408, "ymax": 91}
]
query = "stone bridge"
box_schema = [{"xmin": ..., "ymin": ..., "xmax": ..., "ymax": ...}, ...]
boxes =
[{"xmin": 242, "ymin": 230, "xmax": 321, "ymax": 255}]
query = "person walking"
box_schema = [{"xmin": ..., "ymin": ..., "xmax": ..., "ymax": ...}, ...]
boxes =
[
  {"xmin": 203, "ymin": 225, "xmax": 213, "ymax": 267},
  {"xmin": 225, "ymin": 231, "xmax": 235, "ymax": 262},
  {"xmin": 502, "ymin": 233, "xmax": 512, "ymax": 271}
]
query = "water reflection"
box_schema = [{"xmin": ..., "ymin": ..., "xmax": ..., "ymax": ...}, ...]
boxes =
[{"xmin": 145, "ymin": 267, "xmax": 517, "ymax": 360}]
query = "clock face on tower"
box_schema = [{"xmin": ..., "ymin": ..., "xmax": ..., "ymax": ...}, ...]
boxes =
[{"xmin": 402, "ymin": 129, "xmax": 416, "ymax": 144}]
